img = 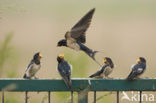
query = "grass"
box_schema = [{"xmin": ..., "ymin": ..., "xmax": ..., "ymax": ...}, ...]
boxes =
[
  {"xmin": 0, "ymin": 32, "xmax": 19, "ymax": 78},
  {"xmin": 0, "ymin": 33, "xmax": 20, "ymax": 103}
]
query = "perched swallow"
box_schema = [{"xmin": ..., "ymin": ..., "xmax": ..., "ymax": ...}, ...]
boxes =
[
  {"xmin": 57, "ymin": 8, "xmax": 101, "ymax": 66},
  {"xmin": 126, "ymin": 57, "xmax": 146, "ymax": 80},
  {"xmin": 89, "ymin": 57, "xmax": 114, "ymax": 78},
  {"xmin": 57, "ymin": 54, "xmax": 72, "ymax": 88},
  {"xmin": 23, "ymin": 52, "xmax": 42, "ymax": 79}
]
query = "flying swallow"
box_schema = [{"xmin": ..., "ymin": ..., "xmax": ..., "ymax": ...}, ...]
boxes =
[
  {"xmin": 57, "ymin": 8, "xmax": 101, "ymax": 66},
  {"xmin": 126, "ymin": 57, "xmax": 146, "ymax": 80},
  {"xmin": 89, "ymin": 57, "xmax": 114, "ymax": 78},
  {"xmin": 57, "ymin": 54, "xmax": 72, "ymax": 88},
  {"xmin": 23, "ymin": 52, "xmax": 42, "ymax": 79}
]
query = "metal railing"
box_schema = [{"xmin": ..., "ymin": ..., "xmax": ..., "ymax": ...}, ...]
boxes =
[{"xmin": 0, "ymin": 78, "xmax": 156, "ymax": 103}]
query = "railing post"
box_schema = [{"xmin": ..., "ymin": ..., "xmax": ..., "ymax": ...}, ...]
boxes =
[
  {"xmin": 94, "ymin": 91, "xmax": 96, "ymax": 103},
  {"xmin": 140, "ymin": 91, "xmax": 142, "ymax": 103},
  {"xmin": 117, "ymin": 91, "xmax": 119, "ymax": 103},
  {"xmin": 71, "ymin": 91, "xmax": 73, "ymax": 103},
  {"xmin": 78, "ymin": 92, "xmax": 88, "ymax": 103},
  {"xmin": 2, "ymin": 91, "xmax": 4, "ymax": 103},
  {"xmin": 48, "ymin": 91, "xmax": 51, "ymax": 103},
  {"xmin": 25, "ymin": 91, "xmax": 28, "ymax": 103}
]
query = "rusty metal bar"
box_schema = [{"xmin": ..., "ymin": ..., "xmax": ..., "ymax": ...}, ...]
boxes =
[
  {"xmin": 25, "ymin": 91, "xmax": 28, "ymax": 103},
  {"xmin": 48, "ymin": 91, "xmax": 51, "ymax": 103},
  {"xmin": 117, "ymin": 91, "xmax": 119, "ymax": 103},
  {"xmin": 94, "ymin": 91, "xmax": 96, "ymax": 103},
  {"xmin": 2, "ymin": 91, "xmax": 4, "ymax": 103},
  {"xmin": 71, "ymin": 91, "xmax": 73, "ymax": 103},
  {"xmin": 140, "ymin": 91, "xmax": 142, "ymax": 103}
]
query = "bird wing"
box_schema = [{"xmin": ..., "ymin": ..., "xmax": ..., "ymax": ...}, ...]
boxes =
[
  {"xmin": 58, "ymin": 61, "xmax": 72, "ymax": 88},
  {"xmin": 127, "ymin": 64, "xmax": 145, "ymax": 80},
  {"xmin": 89, "ymin": 65, "xmax": 107, "ymax": 78},
  {"xmin": 70, "ymin": 8, "xmax": 95, "ymax": 43},
  {"xmin": 23, "ymin": 60, "xmax": 34, "ymax": 78},
  {"xmin": 25, "ymin": 60, "xmax": 34, "ymax": 73}
]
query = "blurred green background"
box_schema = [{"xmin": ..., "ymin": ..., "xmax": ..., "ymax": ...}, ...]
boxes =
[{"xmin": 0, "ymin": 0, "xmax": 156, "ymax": 103}]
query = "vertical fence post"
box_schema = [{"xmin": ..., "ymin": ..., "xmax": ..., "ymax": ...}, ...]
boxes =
[
  {"xmin": 2, "ymin": 91, "xmax": 4, "ymax": 103},
  {"xmin": 78, "ymin": 92, "xmax": 88, "ymax": 103},
  {"xmin": 140, "ymin": 91, "xmax": 142, "ymax": 103},
  {"xmin": 117, "ymin": 91, "xmax": 119, "ymax": 103},
  {"xmin": 94, "ymin": 91, "xmax": 96, "ymax": 103},
  {"xmin": 71, "ymin": 91, "xmax": 73, "ymax": 103},
  {"xmin": 48, "ymin": 91, "xmax": 51, "ymax": 103},
  {"xmin": 25, "ymin": 91, "xmax": 28, "ymax": 103}
]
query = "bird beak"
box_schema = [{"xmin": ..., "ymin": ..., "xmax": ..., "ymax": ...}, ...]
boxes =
[
  {"xmin": 104, "ymin": 58, "xmax": 107, "ymax": 63},
  {"xmin": 39, "ymin": 53, "xmax": 42, "ymax": 58}
]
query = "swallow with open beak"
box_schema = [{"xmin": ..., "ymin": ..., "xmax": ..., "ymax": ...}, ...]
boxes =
[
  {"xmin": 57, "ymin": 8, "xmax": 101, "ymax": 66},
  {"xmin": 57, "ymin": 54, "xmax": 72, "ymax": 88},
  {"xmin": 126, "ymin": 57, "xmax": 146, "ymax": 80},
  {"xmin": 23, "ymin": 52, "xmax": 42, "ymax": 79},
  {"xmin": 89, "ymin": 57, "xmax": 114, "ymax": 78}
]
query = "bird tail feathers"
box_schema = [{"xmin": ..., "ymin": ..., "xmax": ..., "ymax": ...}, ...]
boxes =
[
  {"xmin": 63, "ymin": 77, "xmax": 72, "ymax": 89},
  {"xmin": 23, "ymin": 74, "xmax": 30, "ymax": 79},
  {"xmin": 126, "ymin": 73, "xmax": 135, "ymax": 81},
  {"xmin": 23, "ymin": 74, "xmax": 27, "ymax": 78},
  {"xmin": 89, "ymin": 74, "xmax": 95, "ymax": 78},
  {"xmin": 90, "ymin": 51, "xmax": 103, "ymax": 67}
]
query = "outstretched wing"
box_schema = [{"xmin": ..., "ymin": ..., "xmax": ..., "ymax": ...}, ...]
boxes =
[{"xmin": 70, "ymin": 8, "xmax": 95, "ymax": 43}]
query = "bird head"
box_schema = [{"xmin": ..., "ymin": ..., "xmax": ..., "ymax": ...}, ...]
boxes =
[
  {"xmin": 33, "ymin": 52, "xmax": 42, "ymax": 60},
  {"xmin": 57, "ymin": 39, "xmax": 67, "ymax": 47},
  {"xmin": 104, "ymin": 57, "xmax": 114, "ymax": 68},
  {"xmin": 57, "ymin": 54, "xmax": 64, "ymax": 63},
  {"xmin": 137, "ymin": 57, "xmax": 146, "ymax": 64}
]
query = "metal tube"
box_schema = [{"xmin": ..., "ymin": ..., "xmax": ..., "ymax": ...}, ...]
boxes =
[
  {"xmin": 94, "ymin": 91, "xmax": 96, "ymax": 103},
  {"xmin": 140, "ymin": 91, "xmax": 142, "ymax": 103},
  {"xmin": 48, "ymin": 91, "xmax": 51, "ymax": 103},
  {"xmin": 71, "ymin": 91, "xmax": 73, "ymax": 103},
  {"xmin": 25, "ymin": 91, "xmax": 28, "ymax": 103},
  {"xmin": 2, "ymin": 91, "xmax": 4, "ymax": 103},
  {"xmin": 117, "ymin": 91, "xmax": 119, "ymax": 103}
]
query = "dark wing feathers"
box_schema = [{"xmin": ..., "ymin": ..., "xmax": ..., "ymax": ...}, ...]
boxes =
[
  {"xmin": 127, "ymin": 63, "xmax": 146, "ymax": 80},
  {"xmin": 58, "ymin": 61, "xmax": 72, "ymax": 88},
  {"xmin": 89, "ymin": 65, "xmax": 107, "ymax": 78},
  {"xmin": 58, "ymin": 62, "xmax": 71, "ymax": 76},
  {"xmin": 23, "ymin": 60, "xmax": 34, "ymax": 78},
  {"xmin": 70, "ymin": 8, "xmax": 95, "ymax": 43},
  {"xmin": 89, "ymin": 70, "xmax": 103, "ymax": 78},
  {"xmin": 25, "ymin": 60, "xmax": 34, "ymax": 72},
  {"xmin": 127, "ymin": 70, "xmax": 138, "ymax": 80}
]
